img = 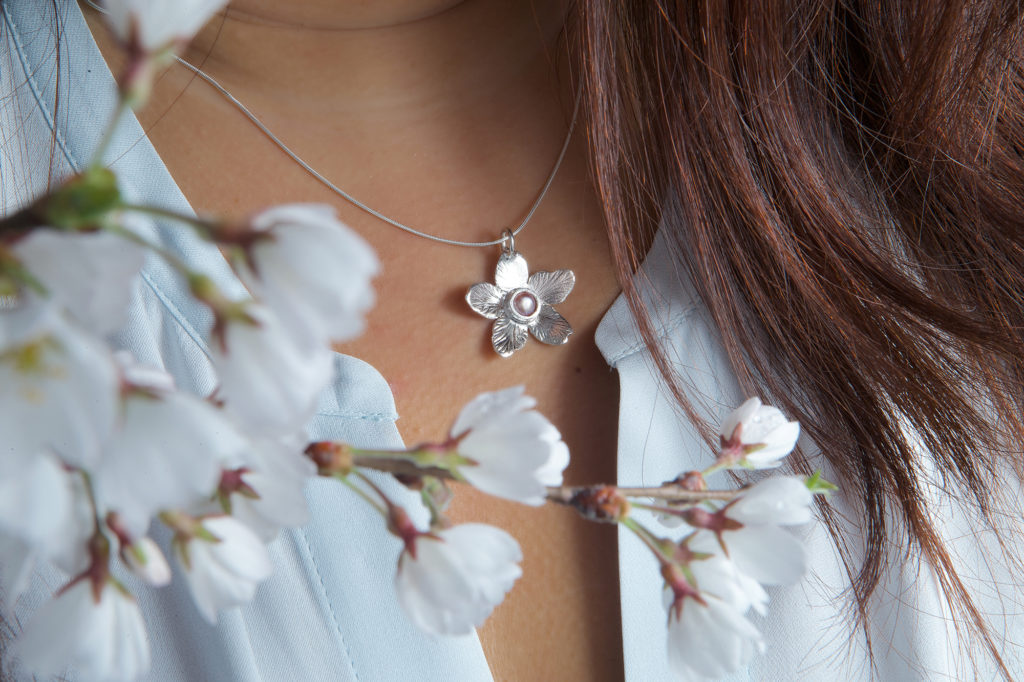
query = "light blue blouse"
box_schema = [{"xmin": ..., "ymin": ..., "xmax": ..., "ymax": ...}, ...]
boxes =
[{"xmin": 3, "ymin": 2, "xmax": 1021, "ymax": 680}]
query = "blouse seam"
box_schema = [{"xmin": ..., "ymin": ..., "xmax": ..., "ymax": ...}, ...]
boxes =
[
  {"xmin": 605, "ymin": 305, "xmax": 698, "ymax": 367},
  {"xmin": 315, "ymin": 410, "xmax": 397, "ymax": 421},
  {"xmin": 294, "ymin": 527, "xmax": 361, "ymax": 682},
  {"xmin": 2, "ymin": 5, "xmax": 77, "ymax": 174},
  {"xmin": 139, "ymin": 269, "xmax": 214, "ymax": 357}
]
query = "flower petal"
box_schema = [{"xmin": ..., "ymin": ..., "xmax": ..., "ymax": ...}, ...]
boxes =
[
  {"xmin": 528, "ymin": 269, "xmax": 575, "ymax": 304},
  {"xmin": 529, "ymin": 304, "xmax": 573, "ymax": 345},
  {"xmin": 728, "ymin": 476, "xmax": 813, "ymax": 526},
  {"xmin": 720, "ymin": 397, "xmax": 762, "ymax": 440},
  {"xmin": 466, "ymin": 283, "xmax": 503, "ymax": 319},
  {"xmin": 449, "ymin": 386, "xmax": 534, "ymax": 439},
  {"xmin": 667, "ymin": 595, "xmax": 764, "ymax": 679},
  {"xmin": 494, "ymin": 253, "xmax": 529, "ymax": 290},
  {"xmin": 726, "ymin": 525, "xmax": 807, "ymax": 586},
  {"xmin": 491, "ymin": 317, "xmax": 528, "ymax": 358}
]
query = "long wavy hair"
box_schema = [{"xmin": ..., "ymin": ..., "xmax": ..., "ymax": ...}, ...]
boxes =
[
  {"xmin": 2, "ymin": 0, "xmax": 1023, "ymax": 679},
  {"xmin": 578, "ymin": 0, "xmax": 1024, "ymax": 677}
]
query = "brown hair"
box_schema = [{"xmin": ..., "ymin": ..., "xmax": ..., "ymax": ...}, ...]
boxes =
[{"xmin": 579, "ymin": 0, "xmax": 1024, "ymax": 676}]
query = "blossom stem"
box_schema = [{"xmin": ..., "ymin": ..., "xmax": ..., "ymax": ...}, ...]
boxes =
[
  {"xmin": 621, "ymin": 517, "xmax": 672, "ymax": 563},
  {"xmin": 79, "ymin": 470, "xmax": 104, "ymax": 535},
  {"xmin": 630, "ymin": 501, "xmax": 692, "ymax": 517},
  {"xmin": 117, "ymin": 202, "xmax": 219, "ymax": 239},
  {"xmin": 103, "ymin": 221, "xmax": 193, "ymax": 277},
  {"xmin": 701, "ymin": 462, "xmax": 729, "ymax": 477},
  {"xmin": 339, "ymin": 472, "xmax": 388, "ymax": 518},
  {"xmin": 89, "ymin": 99, "xmax": 129, "ymax": 169}
]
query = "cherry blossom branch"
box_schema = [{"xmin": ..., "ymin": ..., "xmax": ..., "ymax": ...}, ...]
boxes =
[
  {"xmin": 351, "ymin": 454, "xmax": 456, "ymax": 481},
  {"xmin": 565, "ymin": 485, "xmax": 740, "ymax": 503},
  {"xmin": 326, "ymin": 443, "xmax": 746, "ymax": 511}
]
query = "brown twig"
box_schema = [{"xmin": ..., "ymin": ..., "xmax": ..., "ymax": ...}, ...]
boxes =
[{"xmin": 353, "ymin": 455, "xmax": 743, "ymax": 506}]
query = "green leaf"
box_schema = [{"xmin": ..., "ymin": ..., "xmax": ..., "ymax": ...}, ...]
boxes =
[{"xmin": 805, "ymin": 470, "xmax": 838, "ymax": 496}]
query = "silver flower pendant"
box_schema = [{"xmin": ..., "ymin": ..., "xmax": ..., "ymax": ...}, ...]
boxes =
[{"xmin": 466, "ymin": 235, "xmax": 575, "ymax": 358}]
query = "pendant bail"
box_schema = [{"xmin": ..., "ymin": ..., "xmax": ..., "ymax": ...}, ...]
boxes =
[{"xmin": 501, "ymin": 229, "xmax": 516, "ymax": 256}]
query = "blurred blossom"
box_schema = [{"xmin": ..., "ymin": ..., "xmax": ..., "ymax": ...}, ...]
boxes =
[
  {"xmin": 395, "ymin": 523, "xmax": 522, "ymax": 636},
  {"xmin": 664, "ymin": 553, "xmax": 767, "ymax": 680},
  {"xmin": 0, "ymin": 302, "xmax": 118, "ymax": 468},
  {"xmin": 103, "ymin": 0, "xmax": 229, "ymax": 53},
  {"xmin": 94, "ymin": 364, "xmax": 248, "ymax": 537},
  {"xmin": 0, "ymin": 452, "xmax": 73, "ymax": 547},
  {"xmin": 15, "ymin": 578, "xmax": 150, "ymax": 682},
  {"xmin": 665, "ymin": 592, "xmax": 764, "ymax": 681},
  {"xmin": 222, "ymin": 436, "xmax": 316, "ymax": 542},
  {"xmin": 12, "ymin": 225, "xmax": 146, "ymax": 336},
  {"xmin": 234, "ymin": 204, "xmax": 378, "ymax": 348},
  {"xmin": 121, "ymin": 537, "xmax": 172, "ymax": 587},
  {"xmin": 176, "ymin": 516, "xmax": 273, "ymax": 624},
  {"xmin": 210, "ymin": 304, "xmax": 333, "ymax": 438},
  {"xmin": 718, "ymin": 397, "xmax": 800, "ymax": 469},
  {"xmin": 450, "ymin": 386, "xmax": 569, "ymax": 505}
]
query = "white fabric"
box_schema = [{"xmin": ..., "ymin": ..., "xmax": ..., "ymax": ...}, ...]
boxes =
[{"xmin": 2, "ymin": 2, "xmax": 1022, "ymax": 680}]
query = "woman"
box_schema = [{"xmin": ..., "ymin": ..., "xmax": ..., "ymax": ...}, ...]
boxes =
[{"xmin": 1, "ymin": 0, "xmax": 1022, "ymax": 679}]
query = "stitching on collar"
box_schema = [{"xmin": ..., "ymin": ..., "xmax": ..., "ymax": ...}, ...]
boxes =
[{"xmin": 605, "ymin": 304, "xmax": 698, "ymax": 368}]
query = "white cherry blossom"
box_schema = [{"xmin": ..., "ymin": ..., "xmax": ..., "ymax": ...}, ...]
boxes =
[
  {"xmin": 0, "ymin": 451, "xmax": 73, "ymax": 546},
  {"xmin": 728, "ymin": 476, "xmax": 814, "ymax": 526},
  {"xmin": 696, "ymin": 476, "xmax": 814, "ymax": 585},
  {"xmin": 210, "ymin": 304, "xmax": 334, "ymax": 437},
  {"xmin": 666, "ymin": 593, "xmax": 765, "ymax": 680},
  {"xmin": 223, "ymin": 436, "xmax": 316, "ymax": 542},
  {"xmin": 395, "ymin": 523, "xmax": 522, "ymax": 636},
  {"xmin": 234, "ymin": 204, "xmax": 378, "ymax": 347},
  {"xmin": 103, "ymin": 0, "xmax": 229, "ymax": 53},
  {"xmin": 94, "ymin": 378, "xmax": 248, "ymax": 537},
  {"xmin": 122, "ymin": 537, "xmax": 172, "ymax": 587},
  {"xmin": 12, "ymin": 226, "xmax": 146, "ymax": 335},
  {"xmin": 664, "ymin": 553, "xmax": 767, "ymax": 680},
  {"xmin": 0, "ymin": 453, "xmax": 95, "ymax": 599},
  {"xmin": 718, "ymin": 397, "xmax": 800, "ymax": 469},
  {"xmin": 15, "ymin": 578, "xmax": 150, "ymax": 682},
  {"xmin": 0, "ymin": 302, "xmax": 119, "ymax": 468},
  {"xmin": 450, "ymin": 386, "xmax": 569, "ymax": 505},
  {"xmin": 176, "ymin": 516, "xmax": 273, "ymax": 624}
]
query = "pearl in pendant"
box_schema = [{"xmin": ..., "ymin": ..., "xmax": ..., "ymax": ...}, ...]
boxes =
[{"xmin": 512, "ymin": 291, "xmax": 538, "ymax": 317}]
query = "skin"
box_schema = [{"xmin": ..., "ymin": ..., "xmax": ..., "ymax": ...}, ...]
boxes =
[{"xmin": 86, "ymin": 1, "xmax": 624, "ymax": 680}]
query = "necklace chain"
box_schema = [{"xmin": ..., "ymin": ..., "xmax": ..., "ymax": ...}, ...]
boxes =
[
  {"xmin": 172, "ymin": 54, "xmax": 581, "ymax": 249},
  {"xmin": 86, "ymin": 0, "xmax": 580, "ymax": 247}
]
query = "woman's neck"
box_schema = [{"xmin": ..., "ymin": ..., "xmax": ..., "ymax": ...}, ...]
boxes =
[
  {"xmin": 160, "ymin": 0, "xmax": 578, "ymax": 244},
  {"xmin": 190, "ymin": 1, "xmax": 570, "ymax": 120}
]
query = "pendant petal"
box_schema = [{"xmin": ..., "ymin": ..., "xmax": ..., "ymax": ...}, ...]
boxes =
[
  {"xmin": 492, "ymin": 317, "xmax": 528, "ymax": 357},
  {"xmin": 466, "ymin": 282, "xmax": 503, "ymax": 319},
  {"xmin": 528, "ymin": 269, "xmax": 575, "ymax": 305},
  {"xmin": 530, "ymin": 304, "xmax": 573, "ymax": 345},
  {"xmin": 494, "ymin": 253, "xmax": 529, "ymax": 290}
]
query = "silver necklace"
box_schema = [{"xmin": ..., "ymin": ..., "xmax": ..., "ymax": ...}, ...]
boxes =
[
  {"xmin": 85, "ymin": 0, "xmax": 579, "ymax": 357},
  {"xmin": 172, "ymin": 57, "xmax": 580, "ymax": 358}
]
